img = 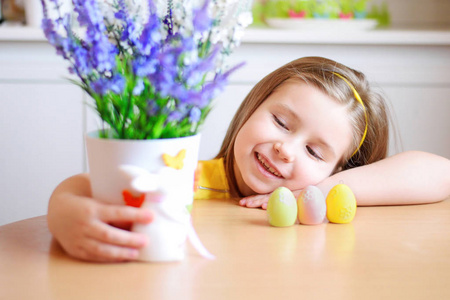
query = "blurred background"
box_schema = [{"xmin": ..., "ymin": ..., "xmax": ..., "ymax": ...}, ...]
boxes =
[{"xmin": 1, "ymin": 0, "xmax": 449, "ymax": 225}]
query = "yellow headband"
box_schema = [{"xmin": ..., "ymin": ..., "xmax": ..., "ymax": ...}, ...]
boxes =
[{"xmin": 333, "ymin": 72, "xmax": 368, "ymax": 157}]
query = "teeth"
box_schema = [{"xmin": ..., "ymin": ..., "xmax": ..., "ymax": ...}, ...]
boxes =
[{"xmin": 257, "ymin": 153, "xmax": 282, "ymax": 178}]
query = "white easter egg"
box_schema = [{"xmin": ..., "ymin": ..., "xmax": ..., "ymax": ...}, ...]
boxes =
[{"xmin": 297, "ymin": 186, "xmax": 326, "ymax": 225}]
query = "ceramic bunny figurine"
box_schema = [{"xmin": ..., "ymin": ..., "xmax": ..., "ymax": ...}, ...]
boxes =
[{"xmin": 119, "ymin": 165, "xmax": 214, "ymax": 262}]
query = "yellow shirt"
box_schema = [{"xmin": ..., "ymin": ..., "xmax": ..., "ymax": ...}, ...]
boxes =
[{"xmin": 194, "ymin": 158, "xmax": 230, "ymax": 200}]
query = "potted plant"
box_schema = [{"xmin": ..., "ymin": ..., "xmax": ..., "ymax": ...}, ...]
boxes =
[{"xmin": 40, "ymin": 0, "xmax": 253, "ymax": 262}]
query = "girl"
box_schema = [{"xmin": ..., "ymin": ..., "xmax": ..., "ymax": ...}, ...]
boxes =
[{"xmin": 47, "ymin": 57, "xmax": 450, "ymax": 262}]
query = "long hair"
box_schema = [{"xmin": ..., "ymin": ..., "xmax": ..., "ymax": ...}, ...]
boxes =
[{"xmin": 216, "ymin": 56, "xmax": 390, "ymax": 197}]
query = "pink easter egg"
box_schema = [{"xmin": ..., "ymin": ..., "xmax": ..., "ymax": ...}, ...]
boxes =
[{"xmin": 297, "ymin": 186, "xmax": 326, "ymax": 225}]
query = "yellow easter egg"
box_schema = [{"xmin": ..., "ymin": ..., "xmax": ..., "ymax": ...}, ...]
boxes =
[
  {"xmin": 326, "ymin": 184, "xmax": 357, "ymax": 224},
  {"xmin": 267, "ymin": 187, "xmax": 297, "ymax": 227}
]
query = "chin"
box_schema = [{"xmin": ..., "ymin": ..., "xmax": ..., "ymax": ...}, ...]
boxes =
[
  {"xmin": 253, "ymin": 182, "xmax": 312, "ymax": 195},
  {"xmin": 246, "ymin": 182, "xmax": 278, "ymax": 195}
]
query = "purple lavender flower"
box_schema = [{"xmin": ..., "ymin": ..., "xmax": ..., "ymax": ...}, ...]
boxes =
[
  {"xmin": 120, "ymin": 20, "xmax": 139, "ymax": 44},
  {"xmin": 41, "ymin": 10, "xmax": 73, "ymax": 61},
  {"xmin": 193, "ymin": 0, "xmax": 212, "ymax": 32},
  {"xmin": 73, "ymin": 0, "xmax": 104, "ymax": 28},
  {"xmin": 72, "ymin": 0, "xmax": 117, "ymax": 73},
  {"xmin": 167, "ymin": 110, "xmax": 183, "ymax": 123},
  {"xmin": 110, "ymin": 74, "xmax": 126, "ymax": 94},
  {"xmin": 136, "ymin": 14, "xmax": 161, "ymax": 55},
  {"xmin": 184, "ymin": 46, "xmax": 219, "ymax": 86},
  {"xmin": 40, "ymin": 0, "xmax": 250, "ymax": 139},
  {"xmin": 133, "ymin": 56, "xmax": 158, "ymax": 77},
  {"xmin": 116, "ymin": 0, "xmax": 140, "ymax": 46},
  {"xmin": 146, "ymin": 47, "xmax": 183, "ymax": 97},
  {"xmin": 189, "ymin": 107, "xmax": 201, "ymax": 123},
  {"xmin": 152, "ymin": 70, "xmax": 177, "ymax": 98},
  {"xmin": 169, "ymin": 85, "xmax": 191, "ymax": 104},
  {"xmin": 92, "ymin": 74, "xmax": 125, "ymax": 95},
  {"xmin": 41, "ymin": 18, "xmax": 57, "ymax": 45},
  {"xmin": 191, "ymin": 61, "xmax": 245, "ymax": 108},
  {"xmin": 90, "ymin": 40, "xmax": 117, "ymax": 73},
  {"xmin": 146, "ymin": 100, "xmax": 159, "ymax": 116},
  {"xmin": 163, "ymin": 7, "xmax": 174, "ymax": 37},
  {"xmin": 133, "ymin": 78, "xmax": 145, "ymax": 95},
  {"xmin": 73, "ymin": 45, "xmax": 91, "ymax": 75},
  {"xmin": 91, "ymin": 78, "xmax": 110, "ymax": 95}
]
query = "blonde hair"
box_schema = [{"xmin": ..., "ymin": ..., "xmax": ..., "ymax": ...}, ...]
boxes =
[{"xmin": 216, "ymin": 56, "xmax": 390, "ymax": 197}]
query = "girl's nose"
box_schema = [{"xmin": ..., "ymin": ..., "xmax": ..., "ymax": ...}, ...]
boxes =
[{"xmin": 274, "ymin": 142, "xmax": 294, "ymax": 163}]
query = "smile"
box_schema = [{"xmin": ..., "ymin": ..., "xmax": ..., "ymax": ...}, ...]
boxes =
[{"xmin": 256, "ymin": 153, "xmax": 283, "ymax": 178}]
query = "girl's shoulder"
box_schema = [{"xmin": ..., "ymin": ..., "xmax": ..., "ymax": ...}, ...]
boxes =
[{"xmin": 195, "ymin": 158, "xmax": 230, "ymax": 200}]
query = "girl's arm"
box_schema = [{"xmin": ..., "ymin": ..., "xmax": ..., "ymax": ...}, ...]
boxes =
[
  {"xmin": 317, "ymin": 151, "xmax": 450, "ymax": 206},
  {"xmin": 240, "ymin": 151, "xmax": 450, "ymax": 208},
  {"xmin": 47, "ymin": 173, "xmax": 153, "ymax": 262}
]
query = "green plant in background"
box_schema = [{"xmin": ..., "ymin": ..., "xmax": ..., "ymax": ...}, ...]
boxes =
[
  {"xmin": 290, "ymin": 0, "xmax": 314, "ymax": 18},
  {"xmin": 252, "ymin": 1, "xmax": 267, "ymax": 26},
  {"xmin": 353, "ymin": 0, "xmax": 368, "ymax": 18},
  {"xmin": 263, "ymin": 0, "xmax": 291, "ymax": 19},
  {"xmin": 354, "ymin": 0, "xmax": 367, "ymax": 13},
  {"xmin": 312, "ymin": 0, "xmax": 340, "ymax": 18},
  {"xmin": 339, "ymin": 0, "xmax": 353, "ymax": 16},
  {"xmin": 368, "ymin": 1, "xmax": 391, "ymax": 27},
  {"xmin": 262, "ymin": 0, "xmax": 321, "ymax": 19},
  {"xmin": 256, "ymin": 0, "xmax": 387, "ymax": 22}
]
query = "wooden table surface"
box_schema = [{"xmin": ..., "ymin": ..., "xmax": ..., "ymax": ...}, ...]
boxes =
[{"xmin": 1, "ymin": 198, "xmax": 449, "ymax": 300}]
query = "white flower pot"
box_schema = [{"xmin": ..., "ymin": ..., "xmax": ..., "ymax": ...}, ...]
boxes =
[{"xmin": 85, "ymin": 130, "xmax": 201, "ymax": 262}]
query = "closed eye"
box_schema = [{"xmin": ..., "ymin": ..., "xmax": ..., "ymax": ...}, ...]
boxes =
[
  {"xmin": 273, "ymin": 114, "xmax": 289, "ymax": 131},
  {"xmin": 307, "ymin": 146, "xmax": 323, "ymax": 161}
]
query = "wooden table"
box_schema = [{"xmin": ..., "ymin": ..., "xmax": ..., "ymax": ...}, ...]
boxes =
[{"xmin": 1, "ymin": 198, "xmax": 450, "ymax": 300}]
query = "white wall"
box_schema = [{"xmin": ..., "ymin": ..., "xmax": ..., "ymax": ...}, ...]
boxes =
[{"xmin": 0, "ymin": 83, "xmax": 85, "ymax": 223}]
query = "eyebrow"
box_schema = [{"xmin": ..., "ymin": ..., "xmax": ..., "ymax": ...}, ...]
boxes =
[{"xmin": 275, "ymin": 103, "xmax": 337, "ymax": 159}]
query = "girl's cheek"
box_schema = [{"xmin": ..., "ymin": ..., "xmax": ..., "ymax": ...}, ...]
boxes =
[{"xmin": 288, "ymin": 163, "xmax": 323, "ymax": 190}]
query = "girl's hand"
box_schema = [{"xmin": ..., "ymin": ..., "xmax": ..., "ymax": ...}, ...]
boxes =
[
  {"xmin": 239, "ymin": 189, "xmax": 303, "ymax": 210},
  {"xmin": 48, "ymin": 194, "xmax": 153, "ymax": 262},
  {"xmin": 47, "ymin": 174, "xmax": 154, "ymax": 262},
  {"xmin": 239, "ymin": 194, "xmax": 270, "ymax": 210}
]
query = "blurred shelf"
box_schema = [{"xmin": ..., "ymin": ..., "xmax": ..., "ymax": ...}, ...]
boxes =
[
  {"xmin": 1, "ymin": 22, "xmax": 450, "ymax": 46},
  {"xmin": 0, "ymin": 24, "xmax": 45, "ymax": 41},
  {"xmin": 243, "ymin": 27, "xmax": 450, "ymax": 46}
]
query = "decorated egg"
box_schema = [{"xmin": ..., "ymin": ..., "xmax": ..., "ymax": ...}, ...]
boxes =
[
  {"xmin": 267, "ymin": 187, "xmax": 297, "ymax": 227},
  {"xmin": 326, "ymin": 184, "xmax": 357, "ymax": 224},
  {"xmin": 297, "ymin": 186, "xmax": 326, "ymax": 225}
]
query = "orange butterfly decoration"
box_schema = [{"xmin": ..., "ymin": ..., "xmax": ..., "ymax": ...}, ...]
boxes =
[{"xmin": 162, "ymin": 149, "xmax": 186, "ymax": 170}]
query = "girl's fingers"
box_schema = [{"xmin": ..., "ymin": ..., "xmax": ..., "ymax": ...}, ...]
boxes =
[
  {"xmin": 73, "ymin": 203, "xmax": 154, "ymax": 262},
  {"xmin": 239, "ymin": 194, "xmax": 270, "ymax": 209},
  {"xmin": 79, "ymin": 238, "xmax": 141, "ymax": 262},
  {"xmin": 98, "ymin": 203, "xmax": 154, "ymax": 224},
  {"xmin": 87, "ymin": 220, "xmax": 148, "ymax": 248},
  {"xmin": 78, "ymin": 219, "xmax": 149, "ymax": 262}
]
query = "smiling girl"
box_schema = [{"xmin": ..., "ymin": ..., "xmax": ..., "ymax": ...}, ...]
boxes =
[
  {"xmin": 47, "ymin": 57, "xmax": 450, "ymax": 262},
  {"xmin": 233, "ymin": 79, "xmax": 355, "ymax": 196}
]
